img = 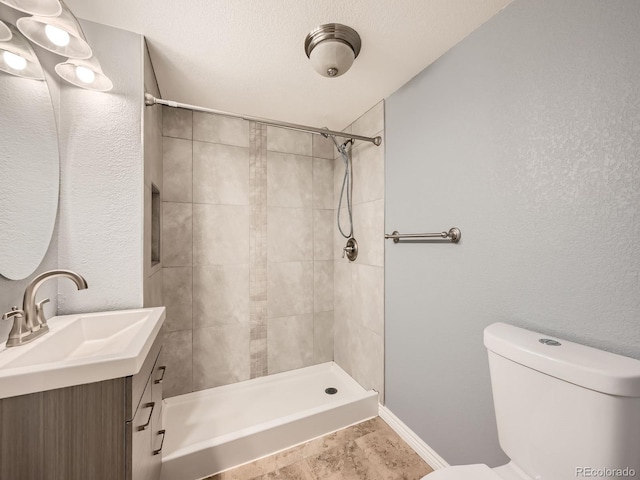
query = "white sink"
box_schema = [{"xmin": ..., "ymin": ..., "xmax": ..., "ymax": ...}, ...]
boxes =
[{"xmin": 0, "ymin": 307, "xmax": 165, "ymax": 399}]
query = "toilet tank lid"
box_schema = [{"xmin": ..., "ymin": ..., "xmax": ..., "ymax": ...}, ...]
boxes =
[{"xmin": 484, "ymin": 323, "xmax": 640, "ymax": 397}]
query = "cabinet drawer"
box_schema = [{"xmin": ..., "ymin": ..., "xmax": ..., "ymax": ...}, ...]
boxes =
[{"xmin": 126, "ymin": 333, "xmax": 162, "ymax": 421}]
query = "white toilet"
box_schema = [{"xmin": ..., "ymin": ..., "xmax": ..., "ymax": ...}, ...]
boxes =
[{"xmin": 423, "ymin": 322, "xmax": 640, "ymax": 480}]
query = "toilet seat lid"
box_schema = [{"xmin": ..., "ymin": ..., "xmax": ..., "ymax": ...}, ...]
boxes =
[{"xmin": 422, "ymin": 464, "xmax": 502, "ymax": 480}]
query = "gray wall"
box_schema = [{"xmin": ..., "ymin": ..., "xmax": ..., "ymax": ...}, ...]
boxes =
[
  {"xmin": 385, "ymin": 0, "xmax": 640, "ymax": 467},
  {"xmin": 57, "ymin": 20, "xmax": 145, "ymax": 313}
]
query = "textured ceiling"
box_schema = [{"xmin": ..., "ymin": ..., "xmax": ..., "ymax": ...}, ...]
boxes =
[{"xmin": 65, "ymin": 0, "xmax": 511, "ymax": 130}]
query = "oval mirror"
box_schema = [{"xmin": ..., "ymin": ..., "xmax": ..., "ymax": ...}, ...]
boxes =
[{"xmin": 0, "ymin": 24, "xmax": 59, "ymax": 280}]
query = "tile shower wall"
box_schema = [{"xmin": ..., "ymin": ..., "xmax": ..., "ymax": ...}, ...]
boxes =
[
  {"xmin": 160, "ymin": 107, "xmax": 336, "ymax": 397},
  {"xmin": 333, "ymin": 101, "xmax": 385, "ymax": 402}
]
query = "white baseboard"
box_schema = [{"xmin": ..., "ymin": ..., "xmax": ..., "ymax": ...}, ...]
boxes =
[{"xmin": 378, "ymin": 404, "xmax": 450, "ymax": 470}]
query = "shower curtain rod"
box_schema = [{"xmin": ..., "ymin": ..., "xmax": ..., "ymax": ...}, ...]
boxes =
[{"xmin": 144, "ymin": 94, "xmax": 382, "ymax": 147}]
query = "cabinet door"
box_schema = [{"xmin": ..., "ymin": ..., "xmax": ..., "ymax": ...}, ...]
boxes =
[
  {"xmin": 128, "ymin": 377, "xmax": 156, "ymax": 480},
  {"xmin": 150, "ymin": 351, "xmax": 166, "ymax": 479}
]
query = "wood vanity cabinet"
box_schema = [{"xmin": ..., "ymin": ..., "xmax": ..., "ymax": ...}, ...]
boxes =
[{"xmin": 0, "ymin": 335, "xmax": 165, "ymax": 480}]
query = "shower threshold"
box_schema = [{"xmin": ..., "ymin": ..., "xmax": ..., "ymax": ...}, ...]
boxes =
[{"xmin": 160, "ymin": 362, "xmax": 378, "ymax": 480}]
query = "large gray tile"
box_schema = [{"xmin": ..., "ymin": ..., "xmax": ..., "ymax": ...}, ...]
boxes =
[
  {"xmin": 193, "ymin": 264, "xmax": 249, "ymax": 328},
  {"xmin": 163, "ymin": 266, "xmax": 192, "ymax": 332},
  {"xmin": 351, "ymin": 326, "xmax": 384, "ymax": 401},
  {"xmin": 268, "ymin": 207, "xmax": 313, "ymax": 263},
  {"xmin": 162, "ymin": 330, "xmax": 193, "ymax": 398},
  {"xmin": 334, "ymin": 320, "xmax": 361, "ymax": 383},
  {"xmin": 163, "ymin": 106, "xmax": 192, "ymax": 140},
  {"xmin": 267, "ymin": 151, "xmax": 312, "ymax": 208},
  {"xmin": 193, "ymin": 324, "xmax": 250, "ymax": 390},
  {"xmin": 267, "ymin": 127, "xmax": 312, "ymax": 156},
  {"xmin": 352, "ymin": 200, "xmax": 384, "ymax": 267},
  {"xmin": 352, "ymin": 264, "xmax": 384, "ymax": 335},
  {"xmin": 193, "ymin": 204, "xmax": 250, "ymax": 265},
  {"xmin": 314, "ymin": 261, "xmax": 333, "ymax": 313},
  {"xmin": 333, "ymin": 260, "xmax": 353, "ymax": 373},
  {"xmin": 313, "ymin": 209, "xmax": 333, "ymax": 261},
  {"xmin": 313, "ymin": 157, "xmax": 334, "ymax": 209},
  {"xmin": 333, "ymin": 207, "xmax": 353, "ymax": 259},
  {"xmin": 162, "ymin": 202, "xmax": 193, "ymax": 266},
  {"xmin": 352, "ymin": 140, "xmax": 384, "ymax": 205},
  {"xmin": 313, "ymin": 134, "xmax": 335, "ymax": 160},
  {"xmin": 193, "ymin": 142, "xmax": 250, "ymax": 205},
  {"xmin": 351, "ymin": 101, "xmax": 384, "ymax": 138},
  {"xmin": 333, "ymin": 260, "xmax": 352, "ymax": 322},
  {"xmin": 163, "ymin": 137, "xmax": 192, "ymax": 203},
  {"xmin": 314, "ymin": 311, "xmax": 334, "ymax": 363},
  {"xmin": 193, "ymin": 112, "xmax": 250, "ymax": 147},
  {"xmin": 267, "ymin": 314, "xmax": 314, "ymax": 374},
  {"xmin": 267, "ymin": 262, "xmax": 313, "ymax": 318},
  {"xmin": 148, "ymin": 268, "xmax": 163, "ymax": 308},
  {"xmin": 333, "ymin": 152, "xmax": 353, "ymax": 208}
]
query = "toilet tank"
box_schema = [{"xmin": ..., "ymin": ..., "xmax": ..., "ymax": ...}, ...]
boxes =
[{"xmin": 484, "ymin": 323, "xmax": 640, "ymax": 480}]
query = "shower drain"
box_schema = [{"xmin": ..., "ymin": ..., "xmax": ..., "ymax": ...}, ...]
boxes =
[{"xmin": 325, "ymin": 387, "xmax": 338, "ymax": 395}]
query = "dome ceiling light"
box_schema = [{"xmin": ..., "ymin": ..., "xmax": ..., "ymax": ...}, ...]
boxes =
[{"xmin": 304, "ymin": 23, "xmax": 361, "ymax": 78}]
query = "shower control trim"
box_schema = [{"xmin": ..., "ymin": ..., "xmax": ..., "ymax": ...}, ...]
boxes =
[{"xmin": 342, "ymin": 237, "xmax": 358, "ymax": 262}]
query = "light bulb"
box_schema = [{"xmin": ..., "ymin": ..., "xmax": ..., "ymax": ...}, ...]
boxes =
[
  {"xmin": 75, "ymin": 65, "xmax": 95, "ymax": 84},
  {"xmin": 45, "ymin": 24, "xmax": 70, "ymax": 47},
  {"xmin": 3, "ymin": 51, "xmax": 27, "ymax": 71}
]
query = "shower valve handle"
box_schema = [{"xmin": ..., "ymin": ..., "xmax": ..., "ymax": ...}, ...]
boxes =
[{"xmin": 342, "ymin": 238, "xmax": 358, "ymax": 261}]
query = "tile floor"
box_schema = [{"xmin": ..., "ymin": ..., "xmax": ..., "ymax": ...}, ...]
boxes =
[{"xmin": 206, "ymin": 416, "xmax": 434, "ymax": 480}]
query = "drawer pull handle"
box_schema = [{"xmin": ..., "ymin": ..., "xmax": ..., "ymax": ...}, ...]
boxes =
[
  {"xmin": 137, "ymin": 402, "xmax": 155, "ymax": 431},
  {"xmin": 154, "ymin": 366, "xmax": 167, "ymax": 384},
  {"xmin": 153, "ymin": 429, "xmax": 166, "ymax": 455}
]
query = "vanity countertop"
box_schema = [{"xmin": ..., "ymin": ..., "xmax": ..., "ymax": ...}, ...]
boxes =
[{"xmin": 0, "ymin": 307, "xmax": 165, "ymax": 399}]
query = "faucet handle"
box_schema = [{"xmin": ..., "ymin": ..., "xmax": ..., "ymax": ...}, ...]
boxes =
[
  {"xmin": 35, "ymin": 298, "xmax": 51, "ymax": 327},
  {"xmin": 2, "ymin": 306, "xmax": 24, "ymax": 321}
]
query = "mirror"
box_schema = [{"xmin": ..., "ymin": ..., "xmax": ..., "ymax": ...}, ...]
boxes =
[{"xmin": 0, "ymin": 24, "xmax": 59, "ymax": 280}]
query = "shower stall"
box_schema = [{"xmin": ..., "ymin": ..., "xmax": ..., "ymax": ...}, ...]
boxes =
[{"xmin": 155, "ymin": 98, "xmax": 385, "ymax": 478}]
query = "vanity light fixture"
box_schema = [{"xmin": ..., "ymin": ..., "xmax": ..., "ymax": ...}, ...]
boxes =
[
  {"xmin": 16, "ymin": 2, "xmax": 91, "ymax": 59},
  {"xmin": 0, "ymin": 0, "xmax": 61, "ymax": 17},
  {"xmin": 44, "ymin": 23, "xmax": 68, "ymax": 46},
  {"xmin": 55, "ymin": 55, "xmax": 113, "ymax": 91},
  {"xmin": 3, "ymin": 50, "xmax": 25, "ymax": 69},
  {"xmin": 0, "ymin": 26, "xmax": 43, "ymax": 79},
  {"xmin": 0, "ymin": 20, "xmax": 12, "ymax": 41},
  {"xmin": 304, "ymin": 23, "xmax": 361, "ymax": 78}
]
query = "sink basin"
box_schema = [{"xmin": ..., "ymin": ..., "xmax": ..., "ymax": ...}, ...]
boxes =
[{"xmin": 0, "ymin": 307, "xmax": 165, "ymax": 399}]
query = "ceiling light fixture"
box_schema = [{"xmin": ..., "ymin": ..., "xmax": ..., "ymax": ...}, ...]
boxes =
[
  {"xmin": 0, "ymin": 0, "xmax": 61, "ymax": 17},
  {"xmin": 55, "ymin": 55, "xmax": 113, "ymax": 91},
  {"xmin": 0, "ymin": 20, "xmax": 12, "ymax": 42},
  {"xmin": 17, "ymin": 3, "xmax": 92, "ymax": 59},
  {"xmin": 304, "ymin": 23, "xmax": 361, "ymax": 78},
  {"xmin": 0, "ymin": 25, "xmax": 43, "ymax": 79}
]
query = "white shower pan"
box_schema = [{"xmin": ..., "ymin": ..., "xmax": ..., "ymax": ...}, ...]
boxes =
[{"xmin": 160, "ymin": 361, "xmax": 378, "ymax": 480}]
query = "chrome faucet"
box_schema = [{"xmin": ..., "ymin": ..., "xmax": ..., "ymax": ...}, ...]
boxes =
[{"xmin": 2, "ymin": 269, "xmax": 88, "ymax": 347}]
